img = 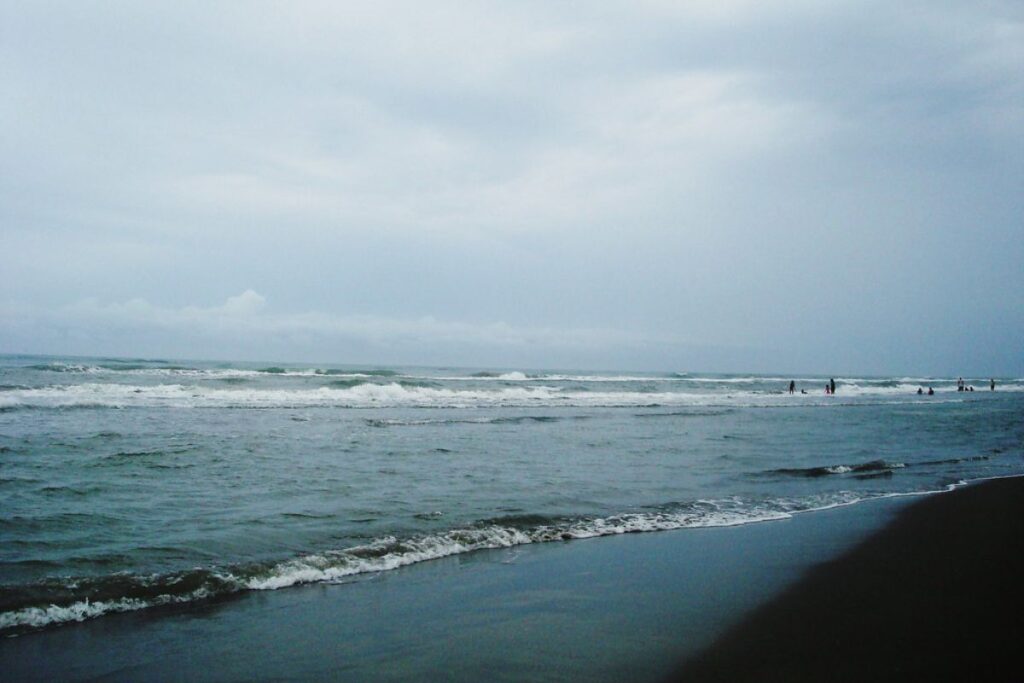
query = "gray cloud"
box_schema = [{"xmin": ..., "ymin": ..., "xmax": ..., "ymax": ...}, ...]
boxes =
[
  {"xmin": 0, "ymin": 291, "xmax": 693, "ymax": 369},
  {"xmin": 2, "ymin": 1, "xmax": 1021, "ymax": 374}
]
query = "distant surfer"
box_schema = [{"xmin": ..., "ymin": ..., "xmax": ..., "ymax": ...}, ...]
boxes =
[
  {"xmin": 829, "ymin": 378, "xmax": 836, "ymax": 395},
  {"xmin": 789, "ymin": 380, "xmax": 795, "ymax": 394}
]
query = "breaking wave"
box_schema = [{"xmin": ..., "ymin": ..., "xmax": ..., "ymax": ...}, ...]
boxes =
[
  {"xmin": 767, "ymin": 455, "xmax": 991, "ymax": 479},
  {"xmin": 0, "ymin": 488, "xmax": 950, "ymax": 635},
  {"xmin": 364, "ymin": 415, "xmax": 575, "ymax": 427},
  {"xmin": 4, "ymin": 379, "xmax": 1018, "ymax": 411}
]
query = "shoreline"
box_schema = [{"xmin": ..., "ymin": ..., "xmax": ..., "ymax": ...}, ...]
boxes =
[
  {"xmin": 1, "ymin": 477, "xmax": 1020, "ymax": 680},
  {"xmin": 670, "ymin": 475, "xmax": 1024, "ymax": 681},
  {"xmin": 0, "ymin": 488, "xmax": 915, "ymax": 681},
  {"xmin": 1, "ymin": 480, "xmax": 973, "ymax": 637}
]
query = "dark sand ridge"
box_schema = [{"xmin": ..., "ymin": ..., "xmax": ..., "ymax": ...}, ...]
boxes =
[{"xmin": 671, "ymin": 476, "xmax": 1024, "ymax": 682}]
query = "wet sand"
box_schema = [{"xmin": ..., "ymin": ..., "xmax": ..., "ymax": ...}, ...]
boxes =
[{"xmin": 671, "ymin": 476, "xmax": 1024, "ymax": 682}]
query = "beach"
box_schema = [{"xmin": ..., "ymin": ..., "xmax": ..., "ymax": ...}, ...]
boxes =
[
  {"xmin": 0, "ymin": 484, "xmax": 908, "ymax": 681},
  {"xmin": 3, "ymin": 0, "xmax": 1022, "ymax": 677},
  {"xmin": 1, "ymin": 358, "xmax": 1022, "ymax": 680},
  {"xmin": 672, "ymin": 476, "xmax": 1024, "ymax": 682},
  {"xmin": 1, "ymin": 479, "xmax": 1018, "ymax": 680},
  {"xmin": 4, "ymin": 1, "xmax": 1021, "ymax": 677}
]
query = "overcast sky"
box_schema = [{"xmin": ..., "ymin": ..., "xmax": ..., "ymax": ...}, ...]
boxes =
[{"xmin": 1, "ymin": 1, "xmax": 1021, "ymax": 374}]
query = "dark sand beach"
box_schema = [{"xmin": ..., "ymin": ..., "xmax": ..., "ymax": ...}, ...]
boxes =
[
  {"xmin": 672, "ymin": 476, "xmax": 1024, "ymax": 682},
  {"xmin": 2, "ymin": 478, "xmax": 1021, "ymax": 681}
]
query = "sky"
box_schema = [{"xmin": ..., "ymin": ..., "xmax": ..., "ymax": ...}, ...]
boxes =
[{"xmin": 1, "ymin": 1, "xmax": 1021, "ymax": 374}]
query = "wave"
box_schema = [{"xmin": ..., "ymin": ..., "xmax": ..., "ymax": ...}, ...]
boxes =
[
  {"xmin": 260, "ymin": 367, "xmax": 398, "ymax": 377},
  {"xmin": 768, "ymin": 454, "xmax": 991, "ymax": 479},
  {"xmin": 0, "ymin": 568, "xmax": 242, "ymax": 633},
  {"xmin": 315, "ymin": 368, "xmax": 398, "ymax": 377},
  {"xmin": 25, "ymin": 363, "xmax": 252, "ymax": 379},
  {"xmin": 5, "ymin": 490, "xmax": 915, "ymax": 634},
  {"xmin": 452, "ymin": 373, "xmax": 705, "ymax": 382},
  {"xmin": 364, "ymin": 415, "xmax": 574, "ymax": 427},
  {"xmin": 444, "ymin": 373, "xmax": 932, "ymax": 384},
  {"xmin": 5, "ymin": 380, "xmax": 1019, "ymax": 411},
  {"xmin": 6, "ymin": 477, "xmax": 996, "ymax": 636},
  {"xmin": 0, "ymin": 383, "xmax": 667, "ymax": 410},
  {"xmin": 633, "ymin": 408, "xmax": 735, "ymax": 418},
  {"xmin": 0, "ymin": 383, "xmax": 742, "ymax": 411},
  {"xmin": 22, "ymin": 363, "xmax": 401, "ymax": 380},
  {"xmin": 17, "ymin": 362, "xmax": 1015, "ymax": 387},
  {"xmin": 770, "ymin": 460, "xmax": 905, "ymax": 478},
  {"xmin": 27, "ymin": 363, "xmax": 101, "ymax": 373}
]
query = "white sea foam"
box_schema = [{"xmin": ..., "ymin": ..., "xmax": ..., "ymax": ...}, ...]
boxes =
[
  {"xmin": 0, "ymin": 584, "xmax": 225, "ymax": 632},
  {"xmin": 498, "ymin": 371, "xmax": 528, "ymax": 381},
  {"xmin": 0, "ymin": 382, "xmax": 696, "ymax": 410},
  {"xmin": 10, "ymin": 509, "xmax": 806, "ymax": 631},
  {"xmin": 244, "ymin": 492, "xmax": 900, "ymax": 594},
  {"xmin": 244, "ymin": 509, "xmax": 799, "ymax": 592},
  {"xmin": 442, "ymin": 374, "xmax": 838, "ymax": 383},
  {"xmin": 5, "ymin": 380, "xmax": 1019, "ymax": 411},
  {"xmin": 6, "ymin": 479, "xmax": 1018, "ymax": 635},
  {"xmin": 22, "ymin": 363, "xmax": 398, "ymax": 380},
  {"xmin": 0, "ymin": 598, "xmax": 149, "ymax": 631},
  {"xmin": 442, "ymin": 373, "xmax": 684, "ymax": 382},
  {"xmin": 20, "ymin": 364, "xmax": 1014, "ymax": 391}
]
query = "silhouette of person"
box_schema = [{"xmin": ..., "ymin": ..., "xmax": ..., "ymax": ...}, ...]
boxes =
[
  {"xmin": 917, "ymin": 387, "xmax": 923, "ymax": 395},
  {"xmin": 829, "ymin": 378, "xmax": 836, "ymax": 395},
  {"xmin": 927, "ymin": 387, "xmax": 934, "ymax": 395},
  {"xmin": 991, "ymin": 378, "xmax": 995, "ymax": 391},
  {"xmin": 789, "ymin": 380, "xmax": 795, "ymax": 394}
]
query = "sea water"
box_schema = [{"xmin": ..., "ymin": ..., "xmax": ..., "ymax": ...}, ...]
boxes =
[{"xmin": 1, "ymin": 355, "xmax": 1021, "ymax": 633}]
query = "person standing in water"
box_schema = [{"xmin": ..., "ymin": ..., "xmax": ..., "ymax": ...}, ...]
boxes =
[
  {"xmin": 991, "ymin": 378, "xmax": 996, "ymax": 391},
  {"xmin": 789, "ymin": 380, "xmax": 796, "ymax": 394},
  {"xmin": 830, "ymin": 378, "xmax": 836, "ymax": 395}
]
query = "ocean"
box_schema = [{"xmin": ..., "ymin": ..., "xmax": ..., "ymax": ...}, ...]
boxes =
[{"xmin": 1, "ymin": 354, "xmax": 1021, "ymax": 636}]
